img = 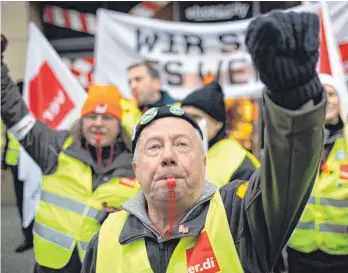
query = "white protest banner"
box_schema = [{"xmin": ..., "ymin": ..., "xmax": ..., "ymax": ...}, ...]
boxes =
[
  {"xmin": 94, "ymin": 3, "xmax": 348, "ymax": 101},
  {"xmin": 19, "ymin": 23, "xmax": 87, "ymax": 228},
  {"xmin": 94, "ymin": 8, "xmax": 265, "ymax": 100}
]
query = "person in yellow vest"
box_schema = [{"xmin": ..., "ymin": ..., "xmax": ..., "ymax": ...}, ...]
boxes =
[
  {"xmin": 122, "ymin": 62, "xmax": 177, "ymax": 136},
  {"xmin": 2, "ymin": 81, "xmax": 35, "ymax": 253},
  {"xmin": 81, "ymin": 11, "xmax": 327, "ymax": 273},
  {"xmin": 1, "ymin": 120, "xmax": 5, "ymax": 156},
  {"xmin": 286, "ymin": 74, "xmax": 348, "ymax": 273},
  {"xmin": 4, "ymin": 130, "xmax": 35, "ymax": 252},
  {"xmin": 1, "ymin": 40, "xmax": 140, "ymax": 273},
  {"xmin": 181, "ymin": 80, "xmax": 260, "ymax": 186},
  {"xmin": 1, "ymin": 120, "xmax": 7, "ymax": 174}
]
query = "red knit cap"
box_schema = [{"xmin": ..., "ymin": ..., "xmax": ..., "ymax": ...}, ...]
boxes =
[{"xmin": 81, "ymin": 84, "xmax": 123, "ymax": 120}]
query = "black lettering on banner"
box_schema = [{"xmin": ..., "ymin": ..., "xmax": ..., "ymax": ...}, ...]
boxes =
[
  {"xmin": 219, "ymin": 33, "xmax": 240, "ymax": 53},
  {"xmin": 162, "ymin": 33, "xmax": 179, "ymax": 54},
  {"xmin": 136, "ymin": 29, "xmax": 158, "ymax": 52},
  {"xmin": 164, "ymin": 61, "xmax": 183, "ymax": 86},
  {"xmin": 228, "ymin": 58, "xmax": 249, "ymax": 84},
  {"xmin": 199, "ymin": 60, "xmax": 222, "ymax": 82},
  {"xmin": 184, "ymin": 34, "xmax": 204, "ymax": 54}
]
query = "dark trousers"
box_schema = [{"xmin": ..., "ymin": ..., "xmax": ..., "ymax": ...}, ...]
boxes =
[
  {"xmin": 33, "ymin": 248, "xmax": 81, "ymax": 273},
  {"xmin": 10, "ymin": 165, "xmax": 34, "ymax": 241},
  {"xmin": 289, "ymin": 262, "xmax": 348, "ymax": 273},
  {"xmin": 288, "ymin": 248, "xmax": 348, "ymax": 273}
]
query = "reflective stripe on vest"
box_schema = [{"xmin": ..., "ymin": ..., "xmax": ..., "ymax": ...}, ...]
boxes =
[
  {"xmin": 40, "ymin": 190, "xmax": 102, "ymax": 220},
  {"xmin": 5, "ymin": 132, "xmax": 20, "ymax": 166},
  {"xmin": 308, "ymin": 196, "xmax": 315, "ymax": 204},
  {"xmin": 319, "ymin": 224, "xmax": 348, "ymax": 234},
  {"xmin": 34, "ymin": 136, "xmax": 140, "ymax": 269},
  {"xmin": 78, "ymin": 240, "xmax": 90, "ymax": 252},
  {"xmin": 288, "ymin": 137, "xmax": 348, "ymax": 255},
  {"xmin": 34, "ymin": 222, "xmax": 75, "ymax": 250},
  {"xmin": 86, "ymin": 207, "xmax": 101, "ymax": 219},
  {"xmin": 296, "ymin": 221, "xmax": 315, "ymax": 230},
  {"xmin": 206, "ymin": 138, "xmax": 259, "ymax": 187},
  {"xmin": 319, "ymin": 197, "xmax": 348, "ymax": 208},
  {"xmin": 96, "ymin": 190, "xmax": 244, "ymax": 273},
  {"xmin": 295, "ymin": 222, "xmax": 348, "ymax": 234}
]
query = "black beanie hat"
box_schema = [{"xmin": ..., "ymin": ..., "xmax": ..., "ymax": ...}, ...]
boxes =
[
  {"xmin": 181, "ymin": 81, "xmax": 226, "ymax": 123},
  {"xmin": 131, "ymin": 105, "xmax": 203, "ymax": 152}
]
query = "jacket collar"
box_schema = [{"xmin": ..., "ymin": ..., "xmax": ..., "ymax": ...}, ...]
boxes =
[
  {"xmin": 119, "ymin": 182, "xmax": 217, "ymax": 244},
  {"xmin": 138, "ymin": 91, "xmax": 176, "ymax": 112},
  {"xmin": 324, "ymin": 118, "xmax": 344, "ymax": 145},
  {"xmin": 208, "ymin": 125, "xmax": 227, "ymax": 149}
]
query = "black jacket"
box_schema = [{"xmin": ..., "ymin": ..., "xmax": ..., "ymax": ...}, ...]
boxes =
[
  {"xmin": 1, "ymin": 129, "xmax": 9, "ymax": 170},
  {"xmin": 81, "ymin": 91, "xmax": 326, "ymax": 273},
  {"xmin": 138, "ymin": 90, "xmax": 176, "ymax": 112}
]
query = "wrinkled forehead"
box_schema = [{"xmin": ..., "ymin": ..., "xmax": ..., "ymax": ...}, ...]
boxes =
[{"xmin": 139, "ymin": 117, "xmax": 198, "ymax": 143}]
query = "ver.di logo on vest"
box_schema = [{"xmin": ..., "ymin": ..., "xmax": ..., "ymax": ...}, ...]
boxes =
[
  {"xmin": 188, "ymin": 257, "xmax": 217, "ymax": 273},
  {"xmin": 186, "ymin": 231, "xmax": 220, "ymax": 273}
]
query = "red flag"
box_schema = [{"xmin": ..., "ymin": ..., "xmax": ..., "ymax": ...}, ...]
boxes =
[
  {"xmin": 319, "ymin": 10, "xmax": 331, "ymax": 75},
  {"xmin": 29, "ymin": 62, "xmax": 74, "ymax": 128},
  {"xmin": 24, "ymin": 23, "xmax": 87, "ymax": 130},
  {"xmin": 339, "ymin": 43, "xmax": 348, "ymax": 75}
]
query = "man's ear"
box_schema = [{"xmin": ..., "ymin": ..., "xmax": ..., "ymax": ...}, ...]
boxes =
[
  {"xmin": 153, "ymin": 78, "xmax": 161, "ymax": 91},
  {"xmin": 132, "ymin": 162, "xmax": 142, "ymax": 187}
]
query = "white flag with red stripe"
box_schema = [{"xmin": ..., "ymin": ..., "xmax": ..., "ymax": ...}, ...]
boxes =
[
  {"xmin": 318, "ymin": 1, "xmax": 348, "ymax": 132},
  {"xmin": 42, "ymin": 2, "xmax": 169, "ymax": 36},
  {"xmin": 44, "ymin": 5, "xmax": 96, "ymax": 35},
  {"xmin": 19, "ymin": 23, "xmax": 87, "ymax": 227}
]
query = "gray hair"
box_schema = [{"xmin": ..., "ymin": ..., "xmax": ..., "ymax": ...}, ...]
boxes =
[
  {"xmin": 132, "ymin": 130, "xmax": 206, "ymax": 163},
  {"xmin": 127, "ymin": 62, "xmax": 160, "ymax": 80}
]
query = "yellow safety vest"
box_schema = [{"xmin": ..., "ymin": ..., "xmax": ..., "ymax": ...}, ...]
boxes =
[
  {"xmin": 121, "ymin": 107, "xmax": 142, "ymax": 137},
  {"xmin": 96, "ymin": 190, "xmax": 244, "ymax": 273},
  {"xmin": 5, "ymin": 132, "xmax": 20, "ymax": 166},
  {"xmin": 121, "ymin": 99, "xmax": 179, "ymax": 137},
  {"xmin": 34, "ymin": 137, "xmax": 140, "ymax": 269},
  {"xmin": 206, "ymin": 138, "xmax": 260, "ymax": 188},
  {"xmin": 288, "ymin": 137, "xmax": 348, "ymax": 254},
  {"xmin": 1, "ymin": 121, "xmax": 6, "ymax": 152}
]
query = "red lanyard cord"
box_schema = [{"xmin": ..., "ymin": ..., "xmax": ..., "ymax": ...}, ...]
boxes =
[
  {"xmin": 85, "ymin": 133, "xmax": 114, "ymax": 173},
  {"xmin": 147, "ymin": 175, "xmax": 177, "ymax": 240}
]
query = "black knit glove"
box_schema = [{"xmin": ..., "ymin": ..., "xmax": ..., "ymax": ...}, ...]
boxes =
[
  {"xmin": 1, "ymin": 34, "xmax": 7, "ymax": 65},
  {"xmin": 246, "ymin": 11, "xmax": 323, "ymax": 109}
]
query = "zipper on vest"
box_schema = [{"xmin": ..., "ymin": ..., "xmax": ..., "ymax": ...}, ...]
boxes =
[
  {"xmin": 157, "ymin": 242, "xmax": 165, "ymax": 273},
  {"xmin": 158, "ymin": 242, "xmax": 164, "ymax": 250},
  {"xmin": 164, "ymin": 242, "xmax": 172, "ymax": 272}
]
